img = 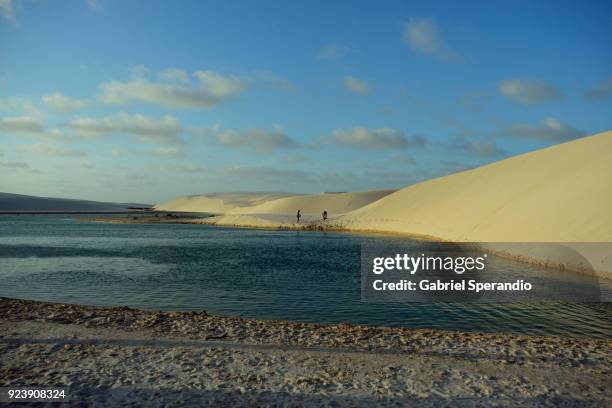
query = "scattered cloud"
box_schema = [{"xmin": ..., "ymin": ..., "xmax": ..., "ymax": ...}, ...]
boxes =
[
  {"xmin": 440, "ymin": 160, "xmax": 474, "ymax": 175},
  {"xmin": 452, "ymin": 139, "xmax": 507, "ymax": 158},
  {"xmin": 390, "ymin": 153, "xmax": 417, "ymax": 165},
  {"xmin": 168, "ymin": 163, "xmax": 208, "ymax": 173},
  {"xmin": 504, "ymin": 117, "xmax": 584, "ymax": 141},
  {"xmin": 0, "ymin": 161, "xmax": 29, "ymax": 169},
  {"xmin": 253, "ymin": 73, "xmax": 297, "ymax": 94},
  {"xmin": 87, "ymin": 0, "xmax": 102, "ymax": 11},
  {"xmin": 326, "ymin": 127, "xmax": 426, "ymax": 150},
  {"xmin": 17, "ymin": 143, "xmax": 86, "ymax": 157},
  {"xmin": 153, "ymin": 146, "xmax": 183, "ymax": 158},
  {"xmin": 0, "ymin": 0, "xmax": 18, "ymax": 24},
  {"xmin": 402, "ymin": 18, "xmax": 461, "ymax": 61},
  {"xmin": 0, "ymin": 97, "xmax": 42, "ymax": 117},
  {"xmin": 158, "ymin": 68, "xmax": 190, "ymax": 83},
  {"xmin": 66, "ymin": 113, "xmax": 182, "ymax": 143},
  {"xmin": 42, "ymin": 92, "xmax": 88, "ymax": 112},
  {"xmin": 0, "ymin": 116, "xmax": 44, "ymax": 134},
  {"xmin": 111, "ymin": 148, "xmax": 126, "ymax": 157},
  {"xmin": 460, "ymin": 91, "xmax": 490, "ymax": 113},
  {"xmin": 0, "ymin": 115, "xmax": 64, "ymax": 140},
  {"xmin": 344, "ymin": 75, "xmax": 370, "ymax": 95},
  {"xmin": 382, "ymin": 106, "xmax": 396, "ymax": 117},
  {"xmin": 99, "ymin": 69, "xmax": 248, "ymax": 109},
  {"xmin": 317, "ymin": 43, "xmax": 350, "ymax": 59},
  {"xmin": 196, "ymin": 125, "xmax": 299, "ymax": 154},
  {"xmin": 223, "ymin": 166, "xmax": 317, "ymax": 183},
  {"xmin": 79, "ymin": 160, "xmax": 94, "ymax": 169},
  {"xmin": 499, "ymin": 79, "xmax": 564, "ymax": 105},
  {"xmin": 585, "ymin": 76, "xmax": 612, "ymax": 101},
  {"xmin": 281, "ymin": 153, "xmax": 310, "ymax": 164}
]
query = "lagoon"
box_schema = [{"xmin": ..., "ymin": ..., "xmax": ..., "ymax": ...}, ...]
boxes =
[{"xmin": 0, "ymin": 215, "xmax": 610, "ymax": 338}]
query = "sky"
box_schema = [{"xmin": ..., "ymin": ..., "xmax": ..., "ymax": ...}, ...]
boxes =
[{"xmin": 0, "ymin": 0, "xmax": 611, "ymax": 204}]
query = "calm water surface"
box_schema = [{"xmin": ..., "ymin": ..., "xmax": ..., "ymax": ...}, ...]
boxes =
[{"xmin": 0, "ymin": 215, "xmax": 610, "ymax": 338}]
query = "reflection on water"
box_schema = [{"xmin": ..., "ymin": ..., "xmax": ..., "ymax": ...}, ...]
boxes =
[{"xmin": 0, "ymin": 215, "xmax": 610, "ymax": 338}]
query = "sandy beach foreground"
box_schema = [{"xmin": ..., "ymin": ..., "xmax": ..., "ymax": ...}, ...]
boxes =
[{"xmin": 1, "ymin": 298, "xmax": 610, "ymax": 407}]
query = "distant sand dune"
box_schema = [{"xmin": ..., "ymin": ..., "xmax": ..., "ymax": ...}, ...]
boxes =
[
  {"xmin": 0, "ymin": 192, "xmax": 146, "ymax": 212},
  {"xmin": 154, "ymin": 192, "xmax": 300, "ymax": 214},
  {"xmin": 233, "ymin": 189, "xmax": 397, "ymax": 216}
]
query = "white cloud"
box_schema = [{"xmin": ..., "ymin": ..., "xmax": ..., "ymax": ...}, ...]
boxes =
[
  {"xmin": 499, "ymin": 79, "xmax": 563, "ymax": 105},
  {"xmin": 79, "ymin": 160, "xmax": 94, "ymax": 169},
  {"xmin": 460, "ymin": 91, "xmax": 490, "ymax": 112},
  {"xmin": 344, "ymin": 75, "xmax": 369, "ymax": 95},
  {"xmin": 223, "ymin": 166, "xmax": 317, "ymax": 183},
  {"xmin": 17, "ymin": 143, "xmax": 86, "ymax": 157},
  {"xmin": 0, "ymin": 0, "xmax": 17, "ymax": 24},
  {"xmin": 506, "ymin": 117, "xmax": 584, "ymax": 141},
  {"xmin": 0, "ymin": 115, "xmax": 65, "ymax": 140},
  {"xmin": 327, "ymin": 127, "xmax": 426, "ymax": 150},
  {"xmin": 197, "ymin": 125, "xmax": 299, "ymax": 154},
  {"xmin": 67, "ymin": 113, "xmax": 182, "ymax": 143},
  {"xmin": 88, "ymin": 0, "xmax": 102, "ymax": 10},
  {"xmin": 452, "ymin": 139, "xmax": 506, "ymax": 157},
  {"xmin": 168, "ymin": 163, "xmax": 208, "ymax": 173},
  {"xmin": 402, "ymin": 18, "xmax": 460, "ymax": 61},
  {"xmin": 586, "ymin": 76, "xmax": 612, "ymax": 101},
  {"xmin": 111, "ymin": 148, "xmax": 126, "ymax": 157},
  {"xmin": 0, "ymin": 97, "xmax": 42, "ymax": 117},
  {"xmin": 318, "ymin": 43, "xmax": 350, "ymax": 59},
  {"xmin": 159, "ymin": 68, "xmax": 190, "ymax": 83},
  {"xmin": 0, "ymin": 161, "xmax": 29, "ymax": 169},
  {"xmin": 0, "ymin": 116, "xmax": 44, "ymax": 134},
  {"xmin": 390, "ymin": 153, "xmax": 417, "ymax": 165},
  {"xmin": 42, "ymin": 92, "xmax": 88, "ymax": 112},
  {"xmin": 153, "ymin": 147, "xmax": 183, "ymax": 157},
  {"xmin": 99, "ymin": 69, "xmax": 248, "ymax": 109}
]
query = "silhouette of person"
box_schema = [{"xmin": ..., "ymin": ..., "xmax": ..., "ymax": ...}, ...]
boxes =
[
  {"xmin": 296, "ymin": 209, "xmax": 301, "ymax": 223},
  {"xmin": 322, "ymin": 210, "xmax": 327, "ymax": 221}
]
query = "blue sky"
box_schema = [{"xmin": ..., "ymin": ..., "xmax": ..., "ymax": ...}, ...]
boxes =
[{"xmin": 0, "ymin": 0, "xmax": 611, "ymax": 203}]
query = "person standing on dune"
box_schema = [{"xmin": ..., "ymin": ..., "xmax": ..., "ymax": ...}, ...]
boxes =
[
  {"xmin": 322, "ymin": 210, "xmax": 327, "ymax": 221},
  {"xmin": 296, "ymin": 209, "xmax": 301, "ymax": 224}
]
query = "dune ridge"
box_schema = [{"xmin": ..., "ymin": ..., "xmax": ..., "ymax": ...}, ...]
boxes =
[{"xmin": 0, "ymin": 192, "xmax": 147, "ymax": 212}]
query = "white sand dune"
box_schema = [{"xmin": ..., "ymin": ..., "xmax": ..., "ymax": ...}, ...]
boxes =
[
  {"xmin": 154, "ymin": 192, "xmax": 300, "ymax": 214},
  {"xmin": 234, "ymin": 189, "xmax": 396, "ymax": 216},
  {"xmin": 334, "ymin": 131, "xmax": 612, "ymax": 279},
  {"xmin": 0, "ymin": 192, "xmax": 147, "ymax": 212},
  {"xmin": 337, "ymin": 131, "xmax": 612, "ymax": 242}
]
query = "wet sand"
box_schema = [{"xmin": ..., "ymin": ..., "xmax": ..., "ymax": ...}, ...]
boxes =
[{"xmin": 1, "ymin": 298, "xmax": 610, "ymax": 406}]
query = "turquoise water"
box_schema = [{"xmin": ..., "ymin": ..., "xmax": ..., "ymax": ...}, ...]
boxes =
[{"xmin": 0, "ymin": 215, "xmax": 610, "ymax": 338}]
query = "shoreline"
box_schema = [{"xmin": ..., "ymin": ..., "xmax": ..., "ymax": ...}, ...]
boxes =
[{"xmin": 1, "ymin": 297, "xmax": 611, "ymax": 406}]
